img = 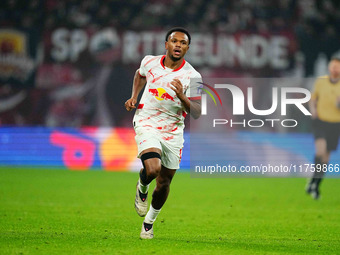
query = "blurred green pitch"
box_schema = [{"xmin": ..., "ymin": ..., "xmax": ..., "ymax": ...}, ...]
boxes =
[{"xmin": 1, "ymin": 167, "xmax": 339, "ymax": 254}]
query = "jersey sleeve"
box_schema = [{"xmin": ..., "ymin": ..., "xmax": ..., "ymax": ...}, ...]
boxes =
[
  {"xmin": 138, "ymin": 55, "xmax": 153, "ymax": 77},
  {"xmin": 186, "ymin": 72, "xmax": 202, "ymax": 100}
]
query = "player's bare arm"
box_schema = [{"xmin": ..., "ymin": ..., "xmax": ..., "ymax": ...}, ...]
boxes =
[
  {"xmin": 308, "ymin": 98, "xmax": 318, "ymax": 119},
  {"xmin": 125, "ymin": 69, "xmax": 146, "ymax": 111},
  {"xmin": 170, "ymin": 78, "xmax": 201, "ymax": 119}
]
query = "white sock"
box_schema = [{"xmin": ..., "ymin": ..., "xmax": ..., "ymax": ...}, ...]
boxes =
[
  {"xmin": 144, "ymin": 204, "xmax": 161, "ymax": 224},
  {"xmin": 138, "ymin": 178, "xmax": 149, "ymax": 194}
]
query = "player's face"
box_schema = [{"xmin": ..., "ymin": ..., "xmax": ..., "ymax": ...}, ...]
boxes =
[
  {"xmin": 165, "ymin": 32, "xmax": 189, "ymax": 61},
  {"xmin": 329, "ymin": 60, "xmax": 340, "ymax": 80}
]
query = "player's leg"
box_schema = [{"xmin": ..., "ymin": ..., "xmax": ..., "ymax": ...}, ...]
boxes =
[
  {"xmin": 307, "ymin": 138, "xmax": 329, "ymax": 199},
  {"xmin": 307, "ymin": 119, "xmax": 327, "ymax": 199},
  {"xmin": 140, "ymin": 165, "xmax": 176, "ymax": 239},
  {"xmin": 152, "ymin": 165, "xmax": 176, "ymax": 210},
  {"xmin": 139, "ymin": 148, "xmax": 162, "ymax": 185},
  {"xmin": 307, "ymin": 120, "xmax": 340, "ymax": 199},
  {"xmin": 309, "ymin": 122, "xmax": 340, "ymax": 199},
  {"xmin": 135, "ymin": 148, "xmax": 162, "ymax": 217},
  {"xmin": 140, "ymin": 141, "xmax": 182, "ymax": 239}
]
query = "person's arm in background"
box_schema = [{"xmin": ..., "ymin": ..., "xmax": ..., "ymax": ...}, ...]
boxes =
[
  {"xmin": 309, "ymin": 80, "xmax": 319, "ymax": 119},
  {"xmin": 309, "ymin": 98, "xmax": 317, "ymax": 119}
]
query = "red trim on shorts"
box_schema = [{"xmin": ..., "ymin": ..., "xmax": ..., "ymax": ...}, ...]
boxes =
[
  {"xmin": 137, "ymin": 104, "xmax": 144, "ymax": 109},
  {"xmin": 162, "ymin": 136, "xmax": 174, "ymax": 141},
  {"xmin": 182, "ymin": 112, "xmax": 187, "ymax": 118}
]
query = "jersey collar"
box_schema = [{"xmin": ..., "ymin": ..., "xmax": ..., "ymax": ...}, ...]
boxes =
[{"xmin": 160, "ymin": 55, "xmax": 186, "ymax": 72}]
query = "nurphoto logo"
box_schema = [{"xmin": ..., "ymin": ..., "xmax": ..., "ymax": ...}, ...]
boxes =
[{"xmin": 199, "ymin": 83, "xmax": 311, "ymax": 128}]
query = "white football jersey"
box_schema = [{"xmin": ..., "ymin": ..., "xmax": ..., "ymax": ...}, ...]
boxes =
[{"xmin": 133, "ymin": 55, "xmax": 202, "ymax": 135}]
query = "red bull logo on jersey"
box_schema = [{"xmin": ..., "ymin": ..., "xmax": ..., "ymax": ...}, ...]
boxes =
[{"xmin": 149, "ymin": 88, "xmax": 175, "ymax": 101}]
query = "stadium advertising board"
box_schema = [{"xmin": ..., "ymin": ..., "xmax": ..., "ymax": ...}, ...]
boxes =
[
  {"xmin": 46, "ymin": 27, "xmax": 296, "ymax": 70},
  {"xmin": 0, "ymin": 127, "xmax": 139, "ymax": 170},
  {"xmin": 1, "ymin": 126, "xmax": 339, "ymax": 176}
]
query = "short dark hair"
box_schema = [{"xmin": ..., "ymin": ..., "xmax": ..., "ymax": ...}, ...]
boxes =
[
  {"xmin": 165, "ymin": 27, "xmax": 191, "ymax": 45},
  {"xmin": 331, "ymin": 56, "xmax": 340, "ymax": 62}
]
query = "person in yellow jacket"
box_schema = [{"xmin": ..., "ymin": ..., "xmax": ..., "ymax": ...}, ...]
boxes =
[{"xmin": 307, "ymin": 57, "xmax": 340, "ymax": 199}]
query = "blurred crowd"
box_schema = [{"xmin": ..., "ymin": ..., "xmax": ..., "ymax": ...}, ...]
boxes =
[
  {"xmin": 2, "ymin": 0, "xmax": 339, "ymax": 73},
  {"xmin": 0, "ymin": 0, "xmax": 339, "ymax": 34}
]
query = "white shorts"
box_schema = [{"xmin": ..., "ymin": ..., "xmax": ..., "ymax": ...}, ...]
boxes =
[{"xmin": 134, "ymin": 126, "xmax": 184, "ymax": 170}]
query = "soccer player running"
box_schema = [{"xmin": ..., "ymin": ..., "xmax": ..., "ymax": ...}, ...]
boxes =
[
  {"xmin": 307, "ymin": 57, "xmax": 340, "ymax": 199},
  {"xmin": 125, "ymin": 27, "xmax": 202, "ymax": 239}
]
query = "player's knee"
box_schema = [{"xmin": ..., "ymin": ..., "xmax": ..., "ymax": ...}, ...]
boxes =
[
  {"xmin": 315, "ymin": 153, "xmax": 330, "ymax": 165},
  {"xmin": 140, "ymin": 152, "xmax": 162, "ymax": 182},
  {"xmin": 315, "ymin": 142, "xmax": 327, "ymax": 156},
  {"xmin": 315, "ymin": 151, "xmax": 328, "ymax": 161},
  {"xmin": 315, "ymin": 148, "xmax": 326, "ymax": 158}
]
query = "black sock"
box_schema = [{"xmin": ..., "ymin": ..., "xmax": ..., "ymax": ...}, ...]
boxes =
[
  {"xmin": 311, "ymin": 156, "xmax": 322, "ymax": 183},
  {"xmin": 139, "ymin": 168, "xmax": 150, "ymax": 186},
  {"xmin": 139, "ymin": 190, "xmax": 147, "ymax": 201},
  {"xmin": 311, "ymin": 156, "xmax": 326, "ymax": 187},
  {"xmin": 143, "ymin": 222, "xmax": 153, "ymax": 231}
]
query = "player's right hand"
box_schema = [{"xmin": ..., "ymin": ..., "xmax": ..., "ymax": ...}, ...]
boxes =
[{"xmin": 125, "ymin": 98, "xmax": 137, "ymax": 111}]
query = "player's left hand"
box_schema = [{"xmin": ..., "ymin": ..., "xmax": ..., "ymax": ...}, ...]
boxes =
[{"xmin": 170, "ymin": 79, "xmax": 185, "ymax": 100}]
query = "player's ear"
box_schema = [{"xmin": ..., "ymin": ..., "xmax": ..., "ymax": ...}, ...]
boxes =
[{"xmin": 165, "ymin": 41, "xmax": 168, "ymax": 50}]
